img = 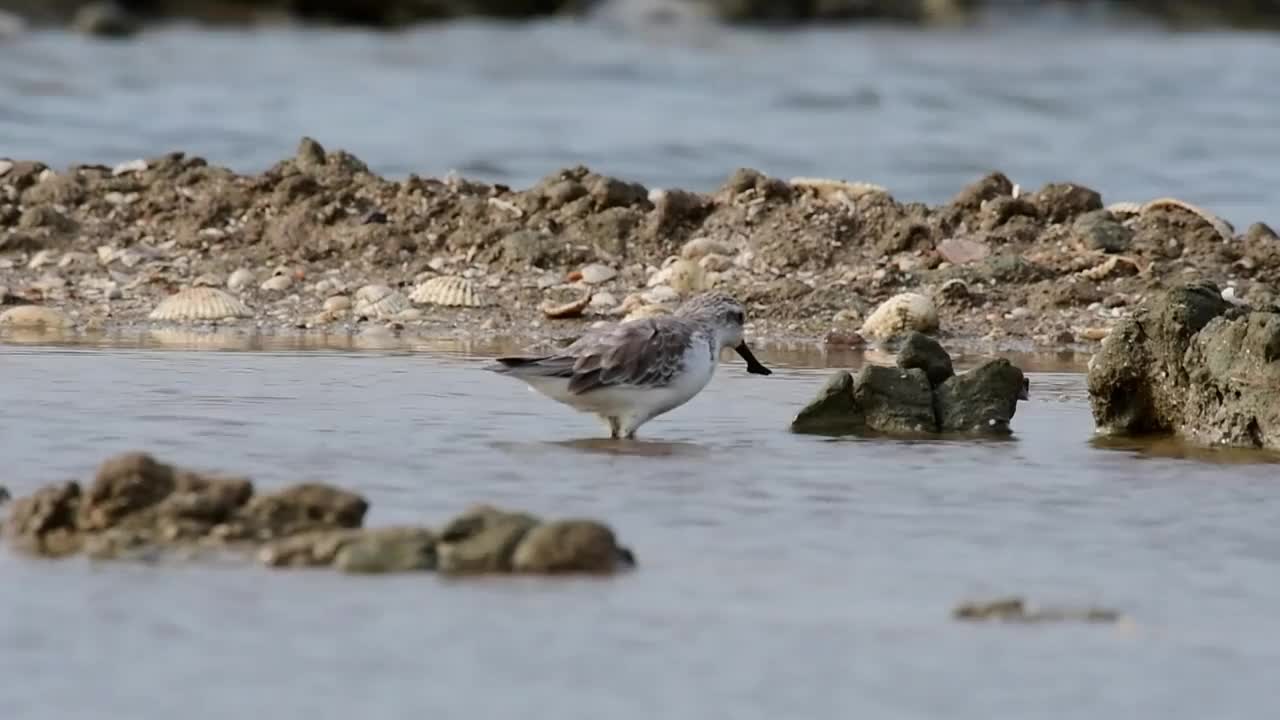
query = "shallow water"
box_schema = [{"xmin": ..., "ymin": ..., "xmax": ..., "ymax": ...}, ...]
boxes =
[
  {"xmin": 2, "ymin": 338, "xmax": 1279, "ymax": 719},
  {"xmin": 2, "ymin": 18, "xmax": 1280, "ymax": 229}
]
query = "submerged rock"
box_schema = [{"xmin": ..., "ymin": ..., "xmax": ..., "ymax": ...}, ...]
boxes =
[
  {"xmin": 792, "ymin": 333, "xmax": 1027, "ymax": 437},
  {"xmin": 1087, "ymin": 282, "xmax": 1280, "ymax": 450},
  {"xmin": 3, "ymin": 454, "xmax": 637, "ymax": 578},
  {"xmin": 953, "ymin": 596, "xmax": 1123, "ymax": 624}
]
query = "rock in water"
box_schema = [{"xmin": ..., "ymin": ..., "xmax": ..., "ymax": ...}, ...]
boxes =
[
  {"xmin": 511, "ymin": 520, "xmax": 635, "ymax": 574},
  {"xmin": 936, "ymin": 359, "xmax": 1027, "ymax": 434},
  {"xmin": 895, "ymin": 332, "xmax": 955, "ymax": 387},
  {"xmin": 794, "ymin": 334, "xmax": 1028, "ymax": 437},
  {"xmin": 1087, "ymin": 281, "xmax": 1280, "ymax": 450},
  {"xmin": 852, "ymin": 365, "xmax": 937, "ymax": 434},
  {"xmin": 334, "ymin": 527, "xmax": 437, "ymax": 574},
  {"xmin": 790, "ymin": 370, "xmax": 862, "ymax": 434},
  {"xmin": 434, "ymin": 505, "xmax": 541, "ymax": 575}
]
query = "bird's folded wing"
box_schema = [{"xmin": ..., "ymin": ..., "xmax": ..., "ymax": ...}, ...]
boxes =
[{"xmin": 561, "ymin": 318, "xmax": 693, "ymax": 394}]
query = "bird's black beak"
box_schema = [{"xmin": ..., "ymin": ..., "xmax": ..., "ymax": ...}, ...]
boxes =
[{"xmin": 735, "ymin": 341, "xmax": 772, "ymax": 375}]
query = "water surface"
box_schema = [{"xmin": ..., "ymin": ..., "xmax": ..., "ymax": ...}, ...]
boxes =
[
  {"xmin": 1, "ymin": 340, "xmax": 1278, "ymax": 719},
  {"xmin": 2, "ymin": 20, "xmax": 1278, "ymax": 228}
]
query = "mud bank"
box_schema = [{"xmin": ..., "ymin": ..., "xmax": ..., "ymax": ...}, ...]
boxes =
[
  {"xmin": 7, "ymin": 0, "xmax": 1280, "ymax": 33},
  {"xmin": 2, "ymin": 139, "xmax": 1278, "ymax": 353}
]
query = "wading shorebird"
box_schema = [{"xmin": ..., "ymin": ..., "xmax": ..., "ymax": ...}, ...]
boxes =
[{"xmin": 487, "ymin": 291, "xmax": 772, "ymax": 439}]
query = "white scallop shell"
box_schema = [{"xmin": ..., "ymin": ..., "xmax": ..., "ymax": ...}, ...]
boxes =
[
  {"xmin": 1139, "ymin": 197, "xmax": 1234, "ymax": 242},
  {"xmin": 408, "ymin": 276, "xmax": 487, "ymax": 308},
  {"xmin": 353, "ymin": 284, "xmax": 410, "ymax": 318},
  {"xmin": 1079, "ymin": 256, "xmax": 1142, "ymax": 281},
  {"xmin": 859, "ymin": 292, "xmax": 939, "ymax": 342},
  {"xmin": 148, "ymin": 287, "xmax": 253, "ymax": 322},
  {"xmin": 0, "ymin": 305, "xmax": 74, "ymax": 329}
]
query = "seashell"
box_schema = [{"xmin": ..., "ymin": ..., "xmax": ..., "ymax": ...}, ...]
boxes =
[
  {"xmin": 647, "ymin": 259, "xmax": 706, "ymax": 295},
  {"xmin": 353, "ymin": 284, "xmax": 410, "ymax": 318},
  {"xmin": 578, "ymin": 263, "xmax": 617, "ymax": 285},
  {"xmin": 227, "ymin": 268, "xmax": 255, "ymax": 291},
  {"xmin": 1079, "ymin": 255, "xmax": 1142, "ymax": 281},
  {"xmin": 260, "ymin": 274, "xmax": 293, "ymax": 292},
  {"xmin": 542, "ymin": 293, "xmax": 592, "ymax": 319},
  {"xmin": 323, "ymin": 295, "xmax": 351, "ymax": 313},
  {"xmin": 148, "ymin": 287, "xmax": 253, "ymax": 322},
  {"xmin": 1105, "ymin": 201, "xmax": 1142, "ymax": 218},
  {"xmin": 859, "ymin": 292, "xmax": 939, "ymax": 341},
  {"xmin": 788, "ymin": 177, "xmax": 889, "ymax": 202},
  {"xmin": 680, "ymin": 237, "xmax": 731, "ymax": 261},
  {"xmin": 28, "ymin": 249, "xmax": 56, "ymax": 269},
  {"xmin": 1139, "ymin": 197, "xmax": 1234, "ymax": 242},
  {"xmin": 0, "ymin": 305, "xmax": 73, "ymax": 329},
  {"xmin": 408, "ymin": 276, "xmax": 487, "ymax": 308}
]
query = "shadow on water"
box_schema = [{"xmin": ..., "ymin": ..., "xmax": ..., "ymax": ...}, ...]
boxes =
[{"xmin": 1089, "ymin": 434, "xmax": 1280, "ymax": 465}]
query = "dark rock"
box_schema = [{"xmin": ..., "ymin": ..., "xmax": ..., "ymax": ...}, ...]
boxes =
[
  {"xmin": 1087, "ymin": 282, "xmax": 1280, "ymax": 450},
  {"xmin": 936, "ymin": 359, "xmax": 1027, "ymax": 434},
  {"xmin": 853, "ymin": 365, "xmax": 937, "ymax": 434},
  {"xmin": 1029, "ymin": 182, "xmax": 1103, "ymax": 224},
  {"xmin": 790, "ymin": 370, "xmax": 861, "ymax": 434},
  {"xmin": 1073, "ymin": 209, "xmax": 1132, "ymax": 253},
  {"xmin": 896, "ymin": 331, "xmax": 955, "ymax": 387}
]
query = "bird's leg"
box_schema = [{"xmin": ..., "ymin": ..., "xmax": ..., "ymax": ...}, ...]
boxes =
[{"xmin": 606, "ymin": 416, "xmax": 621, "ymax": 439}]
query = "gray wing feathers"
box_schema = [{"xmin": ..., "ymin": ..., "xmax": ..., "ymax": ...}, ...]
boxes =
[{"xmin": 491, "ymin": 318, "xmax": 693, "ymax": 395}]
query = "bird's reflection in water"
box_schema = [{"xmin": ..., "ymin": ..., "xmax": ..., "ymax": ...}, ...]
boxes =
[{"xmin": 491, "ymin": 437, "xmax": 711, "ymax": 459}]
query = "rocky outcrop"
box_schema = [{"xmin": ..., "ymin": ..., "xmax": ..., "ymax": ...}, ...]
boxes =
[
  {"xmin": 1087, "ymin": 282, "xmax": 1280, "ymax": 450},
  {"xmin": 4, "ymin": 137, "xmax": 1276, "ymax": 350},
  {"xmin": 3, "ymin": 451, "xmax": 637, "ymax": 576},
  {"xmin": 791, "ymin": 332, "xmax": 1028, "ymax": 436}
]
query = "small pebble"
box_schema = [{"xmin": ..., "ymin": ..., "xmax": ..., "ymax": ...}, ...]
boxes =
[
  {"xmin": 227, "ymin": 268, "xmax": 254, "ymax": 291},
  {"xmin": 323, "ymin": 295, "xmax": 351, "ymax": 312}
]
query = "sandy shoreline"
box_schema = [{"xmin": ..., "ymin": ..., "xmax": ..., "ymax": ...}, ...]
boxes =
[{"xmin": 2, "ymin": 138, "xmax": 1277, "ymax": 358}]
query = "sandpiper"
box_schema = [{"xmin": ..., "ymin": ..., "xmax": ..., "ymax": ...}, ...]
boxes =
[{"xmin": 486, "ymin": 291, "xmax": 772, "ymax": 438}]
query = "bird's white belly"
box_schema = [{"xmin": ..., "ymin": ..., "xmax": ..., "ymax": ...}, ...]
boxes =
[{"xmin": 521, "ymin": 343, "xmax": 716, "ymax": 424}]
